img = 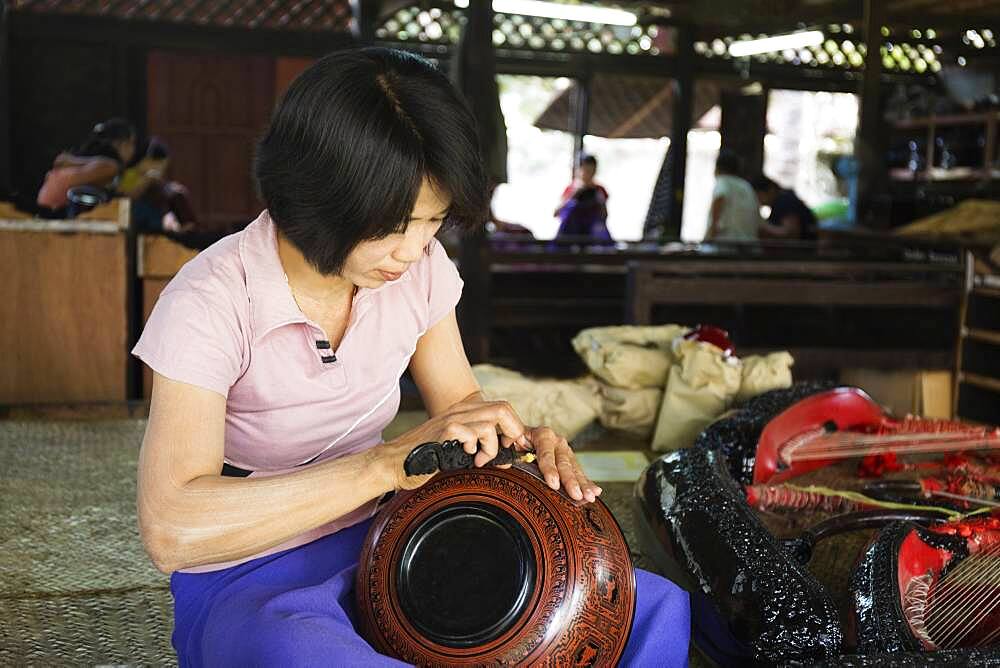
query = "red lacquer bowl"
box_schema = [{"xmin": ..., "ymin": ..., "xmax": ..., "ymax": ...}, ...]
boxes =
[{"xmin": 355, "ymin": 463, "xmax": 635, "ymax": 666}]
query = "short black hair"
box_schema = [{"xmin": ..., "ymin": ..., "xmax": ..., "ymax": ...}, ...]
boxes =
[
  {"xmin": 76, "ymin": 117, "xmax": 136, "ymax": 164},
  {"xmin": 715, "ymin": 149, "xmax": 743, "ymax": 176},
  {"xmin": 255, "ymin": 47, "xmax": 489, "ymax": 276},
  {"xmin": 751, "ymin": 174, "xmax": 780, "ymax": 192},
  {"xmin": 146, "ymin": 137, "xmax": 170, "ymax": 160},
  {"xmin": 579, "ymin": 154, "xmax": 597, "ymax": 168}
]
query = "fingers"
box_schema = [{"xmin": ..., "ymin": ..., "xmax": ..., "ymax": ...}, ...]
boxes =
[
  {"xmin": 468, "ymin": 421, "xmax": 501, "ymax": 468},
  {"xmin": 439, "ymin": 422, "xmax": 479, "ymax": 457},
  {"xmin": 555, "ymin": 448, "xmax": 581, "ymax": 500},
  {"xmin": 528, "ymin": 427, "xmax": 602, "ymax": 503},
  {"xmin": 555, "ymin": 447, "xmax": 602, "ymax": 502},
  {"xmin": 575, "ymin": 462, "xmax": 602, "ymax": 502},
  {"xmin": 452, "ymin": 400, "xmax": 528, "ymax": 447},
  {"xmin": 440, "ymin": 421, "xmax": 503, "ymax": 468},
  {"xmin": 530, "ymin": 427, "xmax": 561, "ymax": 490},
  {"xmin": 432, "ymin": 413, "xmax": 601, "ymax": 502}
]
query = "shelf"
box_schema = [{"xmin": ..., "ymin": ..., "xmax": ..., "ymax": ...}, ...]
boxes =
[
  {"xmin": 959, "ymin": 372, "xmax": 1000, "ymax": 394},
  {"xmin": 965, "ymin": 328, "xmax": 1000, "ymax": 346},
  {"xmin": 974, "ymin": 286, "xmax": 1000, "ymax": 300},
  {"xmin": 890, "ymin": 167, "xmax": 999, "ymax": 183},
  {"xmin": 892, "ymin": 111, "xmax": 1000, "ymax": 130}
]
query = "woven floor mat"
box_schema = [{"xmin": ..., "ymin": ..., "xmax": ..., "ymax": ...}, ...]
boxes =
[
  {"xmin": 0, "ymin": 420, "xmax": 174, "ymax": 664},
  {"xmin": 0, "ymin": 420, "xmax": 665, "ymax": 664},
  {"xmin": 0, "ymin": 587, "xmax": 175, "ymax": 665}
]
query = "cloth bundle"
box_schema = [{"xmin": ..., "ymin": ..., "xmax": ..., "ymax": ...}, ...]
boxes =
[
  {"xmin": 649, "ymin": 345, "xmax": 794, "ymax": 451},
  {"xmin": 574, "ymin": 325, "xmax": 794, "ymax": 450},
  {"xmin": 473, "ymin": 326, "xmax": 794, "ymax": 448},
  {"xmin": 571, "ymin": 325, "xmax": 689, "ymax": 389},
  {"xmin": 472, "ymin": 364, "xmax": 601, "ymax": 441}
]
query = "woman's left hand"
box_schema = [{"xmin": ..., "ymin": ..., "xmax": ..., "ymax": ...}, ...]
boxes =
[{"xmin": 513, "ymin": 427, "xmax": 602, "ymax": 503}]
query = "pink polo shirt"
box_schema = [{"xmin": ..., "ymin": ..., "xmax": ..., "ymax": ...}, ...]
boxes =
[{"xmin": 132, "ymin": 211, "xmax": 462, "ymax": 572}]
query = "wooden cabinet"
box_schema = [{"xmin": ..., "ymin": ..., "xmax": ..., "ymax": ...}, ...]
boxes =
[
  {"xmin": 0, "ymin": 201, "xmax": 133, "ymax": 404},
  {"xmin": 889, "ymin": 111, "xmax": 999, "ymax": 183}
]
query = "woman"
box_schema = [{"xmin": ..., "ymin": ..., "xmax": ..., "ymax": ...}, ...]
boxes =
[
  {"xmin": 36, "ymin": 118, "xmax": 136, "ymax": 216},
  {"xmin": 119, "ymin": 136, "xmax": 198, "ymax": 234},
  {"xmin": 705, "ymin": 149, "xmax": 759, "ymax": 242},
  {"xmin": 553, "ymin": 153, "xmax": 612, "ymax": 243},
  {"xmin": 134, "ymin": 48, "xmax": 689, "ymax": 666}
]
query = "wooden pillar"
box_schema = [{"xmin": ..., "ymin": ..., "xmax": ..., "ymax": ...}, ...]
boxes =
[
  {"xmin": 720, "ymin": 88, "xmax": 767, "ymax": 178},
  {"xmin": 350, "ymin": 0, "xmax": 380, "ymax": 44},
  {"xmin": 454, "ymin": 0, "xmax": 496, "ymax": 364},
  {"xmin": 857, "ymin": 0, "xmax": 886, "ymax": 227},
  {"xmin": 665, "ymin": 24, "xmax": 694, "ymax": 240},
  {"xmin": 573, "ymin": 72, "xmax": 591, "ymax": 166},
  {"xmin": 108, "ymin": 42, "xmax": 149, "ymax": 398},
  {"xmin": 0, "ymin": 0, "xmax": 11, "ymax": 197}
]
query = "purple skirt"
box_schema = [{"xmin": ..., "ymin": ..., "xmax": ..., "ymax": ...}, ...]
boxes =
[{"xmin": 171, "ymin": 518, "xmax": 690, "ymax": 666}]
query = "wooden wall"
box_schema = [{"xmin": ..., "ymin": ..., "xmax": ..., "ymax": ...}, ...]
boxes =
[
  {"xmin": 275, "ymin": 57, "xmax": 313, "ymax": 99},
  {"xmin": 8, "ymin": 38, "xmax": 139, "ymax": 211},
  {"xmin": 5, "ymin": 9, "xmax": 353, "ymax": 221},
  {"xmin": 147, "ymin": 51, "xmax": 275, "ymax": 233},
  {"xmin": 8, "ymin": 35, "xmax": 315, "ymax": 229}
]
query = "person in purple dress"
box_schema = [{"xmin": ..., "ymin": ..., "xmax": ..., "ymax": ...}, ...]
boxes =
[
  {"xmin": 132, "ymin": 48, "xmax": 689, "ymax": 667},
  {"xmin": 554, "ymin": 154, "xmax": 612, "ymax": 243}
]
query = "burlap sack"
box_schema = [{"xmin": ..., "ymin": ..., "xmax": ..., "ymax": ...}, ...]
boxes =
[
  {"xmin": 593, "ymin": 381, "xmax": 663, "ymax": 438},
  {"xmin": 571, "ymin": 325, "xmax": 690, "ymax": 389},
  {"xmin": 737, "ymin": 352, "xmax": 794, "ymax": 403},
  {"xmin": 472, "ymin": 364, "xmax": 601, "ymax": 440},
  {"xmin": 651, "ymin": 339, "xmax": 742, "ymax": 451}
]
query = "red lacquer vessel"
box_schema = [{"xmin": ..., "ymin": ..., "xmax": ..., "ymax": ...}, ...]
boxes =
[{"xmin": 355, "ymin": 463, "xmax": 635, "ymax": 666}]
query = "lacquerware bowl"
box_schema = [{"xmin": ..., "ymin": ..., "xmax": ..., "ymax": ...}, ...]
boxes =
[{"xmin": 355, "ymin": 463, "xmax": 635, "ymax": 666}]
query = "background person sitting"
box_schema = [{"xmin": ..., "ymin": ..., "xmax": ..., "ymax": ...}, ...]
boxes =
[
  {"xmin": 705, "ymin": 149, "xmax": 760, "ymax": 242},
  {"xmin": 118, "ymin": 136, "xmax": 198, "ymax": 234},
  {"xmin": 36, "ymin": 118, "xmax": 137, "ymax": 217},
  {"xmin": 554, "ymin": 154, "xmax": 611, "ymax": 243},
  {"xmin": 752, "ymin": 174, "xmax": 819, "ymax": 240}
]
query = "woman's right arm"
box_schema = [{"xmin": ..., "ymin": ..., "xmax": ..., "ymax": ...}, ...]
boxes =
[
  {"xmin": 139, "ymin": 372, "xmax": 529, "ymax": 574},
  {"xmin": 138, "ymin": 372, "xmax": 398, "ymax": 574},
  {"xmin": 59, "ymin": 157, "xmax": 120, "ymax": 190}
]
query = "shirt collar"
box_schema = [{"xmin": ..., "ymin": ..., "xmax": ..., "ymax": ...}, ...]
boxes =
[{"xmin": 239, "ymin": 211, "xmax": 412, "ymax": 343}]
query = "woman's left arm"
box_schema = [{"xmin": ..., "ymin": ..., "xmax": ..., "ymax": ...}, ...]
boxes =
[
  {"xmin": 409, "ymin": 311, "xmax": 601, "ymax": 502},
  {"xmin": 409, "ymin": 310, "xmax": 481, "ymax": 416}
]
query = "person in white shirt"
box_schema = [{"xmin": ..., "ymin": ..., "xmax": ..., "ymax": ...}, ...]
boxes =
[{"xmin": 705, "ymin": 149, "xmax": 760, "ymax": 241}]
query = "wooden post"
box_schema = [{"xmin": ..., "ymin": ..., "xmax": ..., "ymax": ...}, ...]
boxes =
[
  {"xmin": 454, "ymin": 0, "xmax": 496, "ymax": 364},
  {"xmin": 665, "ymin": 24, "xmax": 694, "ymax": 240},
  {"xmin": 720, "ymin": 88, "xmax": 767, "ymax": 179},
  {"xmin": 0, "ymin": 0, "xmax": 10, "ymax": 197},
  {"xmin": 350, "ymin": 0, "xmax": 380, "ymax": 44},
  {"xmin": 856, "ymin": 0, "xmax": 886, "ymax": 227},
  {"xmin": 573, "ymin": 71, "xmax": 591, "ymax": 165}
]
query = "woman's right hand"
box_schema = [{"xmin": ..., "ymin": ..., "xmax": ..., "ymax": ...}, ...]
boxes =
[{"xmin": 374, "ymin": 394, "xmax": 528, "ymax": 492}]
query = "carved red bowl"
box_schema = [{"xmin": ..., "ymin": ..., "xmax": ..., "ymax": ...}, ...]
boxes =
[{"xmin": 355, "ymin": 463, "xmax": 636, "ymax": 666}]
